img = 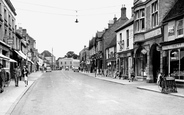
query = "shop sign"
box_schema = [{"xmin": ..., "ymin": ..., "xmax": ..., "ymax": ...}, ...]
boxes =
[
  {"xmin": 168, "ymin": 21, "xmax": 175, "ymax": 36},
  {"xmin": 145, "ymin": 28, "xmax": 161, "ymax": 39},
  {"xmin": 162, "ymin": 42, "xmax": 184, "ymax": 50},
  {"xmin": 7, "ymin": 39, "xmax": 13, "ymax": 46}
]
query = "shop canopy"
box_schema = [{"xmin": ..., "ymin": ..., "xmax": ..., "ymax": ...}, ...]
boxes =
[
  {"xmin": 14, "ymin": 50, "xmax": 27, "ymax": 59},
  {"xmin": 0, "ymin": 53, "xmax": 17, "ymax": 63},
  {"xmin": 14, "ymin": 50, "xmax": 34, "ymax": 64}
]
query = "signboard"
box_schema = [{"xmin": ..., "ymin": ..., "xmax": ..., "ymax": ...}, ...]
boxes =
[
  {"xmin": 7, "ymin": 39, "xmax": 13, "ymax": 46},
  {"xmin": 145, "ymin": 28, "xmax": 161, "ymax": 39},
  {"xmin": 168, "ymin": 21, "xmax": 175, "ymax": 36},
  {"xmin": 162, "ymin": 42, "xmax": 184, "ymax": 50}
]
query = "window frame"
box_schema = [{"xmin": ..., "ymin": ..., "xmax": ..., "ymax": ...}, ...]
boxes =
[
  {"xmin": 151, "ymin": 0, "xmax": 158, "ymax": 28},
  {"xmin": 176, "ymin": 19, "xmax": 184, "ymax": 38},
  {"xmin": 135, "ymin": 8, "xmax": 145, "ymax": 32}
]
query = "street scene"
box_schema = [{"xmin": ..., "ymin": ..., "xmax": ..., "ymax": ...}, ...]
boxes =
[
  {"xmin": 6, "ymin": 70, "xmax": 184, "ymax": 115},
  {"xmin": 0, "ymin": 0, "xmax": 184, "ymax": 115}
]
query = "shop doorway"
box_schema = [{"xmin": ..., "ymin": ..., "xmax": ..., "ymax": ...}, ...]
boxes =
[{"xmin": 150, "ymin": 44, "xmax": 160, "ymax": 83}]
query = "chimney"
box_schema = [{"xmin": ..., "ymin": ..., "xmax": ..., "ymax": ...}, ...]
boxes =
[
  {"xmin": 121, "ymin": 4, "xmax": 127, "ymax": 20},
  {"xmin": 113, "ymin": 15, "xmax": 117, "ymax": 22},
  {"xmin": 108, "ymin": 20, "xmax": 114, "ymax": 28}
]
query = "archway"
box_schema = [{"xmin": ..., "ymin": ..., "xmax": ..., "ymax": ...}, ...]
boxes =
[
  {"xmin": 150, "ymin": 44, "xmax": 160, "ymax": 83},
  {"xmin": 135, "ymin": 47, "xmax": 147, "ymax": 77}
]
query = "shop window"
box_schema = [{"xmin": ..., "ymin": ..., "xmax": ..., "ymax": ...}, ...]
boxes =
[
  {"xmin": 176, "ymin": 19, "xmax": 183, "ymax": 37},
  {"xmin": 170, "ymin": 49, "xmax": 179, "ymax": 79},
  {"xmin": 180, "ymin": 49, "xmax": 184, "ymax": 79}
]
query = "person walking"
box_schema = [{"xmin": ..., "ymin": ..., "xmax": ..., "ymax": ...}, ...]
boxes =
[
  {"xmin": 0, "ymin": 64, "xmax": 5, "ymax": 93},
  {"xmin": 14, "ymin": 66, "xmax": 18, "ymax": 87},
  {"xmin": 22, "ymin": 66, "xmax": 29, "ymax": 87}
]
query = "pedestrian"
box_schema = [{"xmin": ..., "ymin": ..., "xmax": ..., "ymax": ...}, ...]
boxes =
[
  {"xmin": 0, "ymin": 64, "xmax": 5, "ymax": 93},
  {"xmin": 129, "ymin": 67, "xmax": 135, "ymax": 82},
  {"xmin": 14, "ymin": 65, "xmax": 19, "ymax": 87},
  {"xmin": 22, "ymin": 66, "xmax": 29, "ymax": 87}
]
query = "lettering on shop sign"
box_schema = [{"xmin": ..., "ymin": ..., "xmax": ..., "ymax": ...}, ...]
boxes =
[
  {"xmin": 145, "ymin": 28, "xmax": 161, "ymax": 39},
  {"xmin": 162, "ymin": 43, "xmax": 184, "ymax": 50}
]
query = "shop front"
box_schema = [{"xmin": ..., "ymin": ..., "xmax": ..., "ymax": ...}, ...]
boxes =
[
  {"xmin": 106, "ymin": 58, "xmax": 116, "ymax": 77},
  {"xmin": 161, "ymin": 39, "xmax": 184, "ymax": 81},
  {"xmin": 118, "ymin": 50, "xmax": 133, "ymax": 79}
]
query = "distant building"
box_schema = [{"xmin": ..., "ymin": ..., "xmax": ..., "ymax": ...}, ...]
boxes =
[{"xmin": 57, "ymin": 57, "xmax": 80, "ymax": 69}]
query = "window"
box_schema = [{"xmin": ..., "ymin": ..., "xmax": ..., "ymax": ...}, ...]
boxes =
[
  {"xmin": 151, "ymin": 0, "xmax": 158, "ymax": 28},
  {"xmin": 61, "ymin": 62, "xmax": 62, "ymax": 65},
  {"xmin": 177, "ymin": 19, "xmax": 183, "ymax": 37},
  {"xmin": 126, "ymin": 30, "xmax": 129, "ymax": 48},
  {"xmin": 4, "ymin": 9, "xmax": 7, "ymax": 21},
  {"xmin": 120, "ymin": 33, "xmax": 122, "ymax": 41},
  {"xmin": 135, "ymin": 8, "xmax": 145, "ymax": 32}
]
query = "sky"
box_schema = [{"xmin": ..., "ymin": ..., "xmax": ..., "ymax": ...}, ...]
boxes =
[{"xmin": 11, "ymin": 0, "xmax": 134, "ymax": 59}]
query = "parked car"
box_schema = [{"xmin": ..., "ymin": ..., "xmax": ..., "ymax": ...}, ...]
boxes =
[
  {"xmin": 65, "ymin": 66, "xmax": 69, "ymax": 71},
  {"xmin": 46, "ymin": 66, "xmax": 52, "ymax": 72},
  {"xmin": 73, "ymin": 66, "xmax": 79, "ymax": 72}
]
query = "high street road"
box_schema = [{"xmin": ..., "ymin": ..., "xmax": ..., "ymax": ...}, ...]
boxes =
[{"xmin": 10, "ymin": 70, "xmax": 184, "ymax": 115}]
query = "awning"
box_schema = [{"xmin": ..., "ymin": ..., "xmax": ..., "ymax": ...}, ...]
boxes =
[
  {"xmin": 0, "ymin": 53, "xmax": 10, "ymax": 60},
  {"xmin": 0, "ymin": 53, "xmax": 17, "ymax": 63},
  {"xmin": 14, "ymin": 50, "xmax": 27, "ymax": 59},
  {"xmin": 27, "ymin": 58, "xmax": 34, "ymax": 64}
]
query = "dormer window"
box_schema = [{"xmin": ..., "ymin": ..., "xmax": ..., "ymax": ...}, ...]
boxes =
[
  {"xmin": 176, "ymin": 19, "xmax": 183, "ymax": 37},
  {"xmin": 151, "ymin": 0, "xmax": 158, "ymax": 28}
]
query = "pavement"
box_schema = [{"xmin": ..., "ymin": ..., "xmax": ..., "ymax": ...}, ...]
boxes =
[
  {"xmin": 80, "ymin": 71, "xmax": 184, "ymax": 98},
  {"xmin": 0, "ymin": 71, "xmax": 43, "ymax": 115},
  {"xmin": 1, "ymin": 71, "xmax": 184, "ymax": 115}
]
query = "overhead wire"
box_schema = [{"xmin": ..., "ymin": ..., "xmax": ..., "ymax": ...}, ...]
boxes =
[{"xmin": 12, "ymin": 0, "xmax": 121, "ymax": 17}]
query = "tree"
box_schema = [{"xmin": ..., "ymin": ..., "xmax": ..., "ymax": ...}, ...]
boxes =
[{"xmin": 65, "ymin": 51, "xmax": 79, "ymax": 59}]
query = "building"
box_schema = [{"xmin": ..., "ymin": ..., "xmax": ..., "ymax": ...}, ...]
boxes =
[
  {"xmin": 57, "ymin": 57, "xmax": 80, "ymax": 70},
  {"xmin": 160, "ymin": 0, "xmax": 184, "ymax": 82},
  {"xmin": 103, "ymin": 5, "xmax": 128, "ymax": 76},
  {"xmin": 88, "ymin": 37, "xmax": 96, "ymax": 73},
  {"xmin": 0, "ymin": 0, "xmax": 16, "ymax": 67},
  {"xmin": 115, "ymin": 17, "xmax": 134, "ymax": 79},
  {"xmin": 79, "ymin": 45, "xmax": 90, "ymax": 72},
  {"xmin": 132, "ymin": 0, "xmax": 177, "ymax": 82},
  {"xmin": 95, "ymin": 31, "xmax": 104, "ymax": 74}
]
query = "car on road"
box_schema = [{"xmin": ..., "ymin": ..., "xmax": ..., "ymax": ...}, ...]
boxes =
[
  {"xmin": 73, "ymin": 66, "xmax": 79, "ymax": 72},
  {"xmin": 46, "ymin": 66, "xmax": 52, "ymax": 72},
  {"xmin": 65, "ymin": 66, "xmax": 69, "ymax": 71}
]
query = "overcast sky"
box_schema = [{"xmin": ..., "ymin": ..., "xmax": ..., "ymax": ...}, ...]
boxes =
[{"xmin": 11, "ymin": 0, "xmax": 133, "ymax": 59}]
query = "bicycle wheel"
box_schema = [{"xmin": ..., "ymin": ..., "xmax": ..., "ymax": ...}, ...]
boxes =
[{"xmin": 157, "ymin": 80, "xmax": 162, "ymax": 91}]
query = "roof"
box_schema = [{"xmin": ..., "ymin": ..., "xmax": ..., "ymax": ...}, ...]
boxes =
[
  {"xmin": 115, "ymin": 17, "xmax": 134, "ymax": 32},
  {"xmin": 163, "ymin": 0, "xmax": 184, "ymax": 23},
  {"xmin": 106, "ymin": 36, "xmax": 116, "ymax": 49}
]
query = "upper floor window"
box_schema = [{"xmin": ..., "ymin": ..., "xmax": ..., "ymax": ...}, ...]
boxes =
[
  {"xmin": 8, "ymin": 15, "xmax": 11, "ymax": 24},
  {"xmin": 151, "ymin": 0, "xmax": 158, "ymax": 28},
  {"xmin": 119, "ymin": 33, "xmax": 122, "ymax": 41},
  {"xmin": 4, "ymin": 9, "xmax": 7, "ymax": 21},
  {"xmin": 135, "ymin": 8, "xmax": 145, "ymax": 32},
  {"xmin": 176, "ymin": 19, "xmax": 183, "ymax": 37},
  {"xmin": 126, "ymin": 29, "xmax": 129, "ymax": 48}
]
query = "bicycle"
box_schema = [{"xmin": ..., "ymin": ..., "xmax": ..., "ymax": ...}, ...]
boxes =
[{"xmin": 157, "ymin": 73, "xmax": 177, "ymax": 93}]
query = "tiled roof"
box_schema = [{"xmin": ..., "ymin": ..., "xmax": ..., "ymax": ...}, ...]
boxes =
[
  {"xmin": 163, "ymin": 0, "xmax": 184, "ymax": 22},
  {"xmin": 115, "ymin": 17, "xmax": 134, "ymax": 32},
  {"xmin": 106, "ymin": 36, "xmax": 116, "ymax": 49}
]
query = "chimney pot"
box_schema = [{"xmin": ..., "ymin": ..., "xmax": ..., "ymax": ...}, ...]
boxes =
[{"xmin": 121, "ymin": 5, "xmax": 127, "ymax": 19}]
